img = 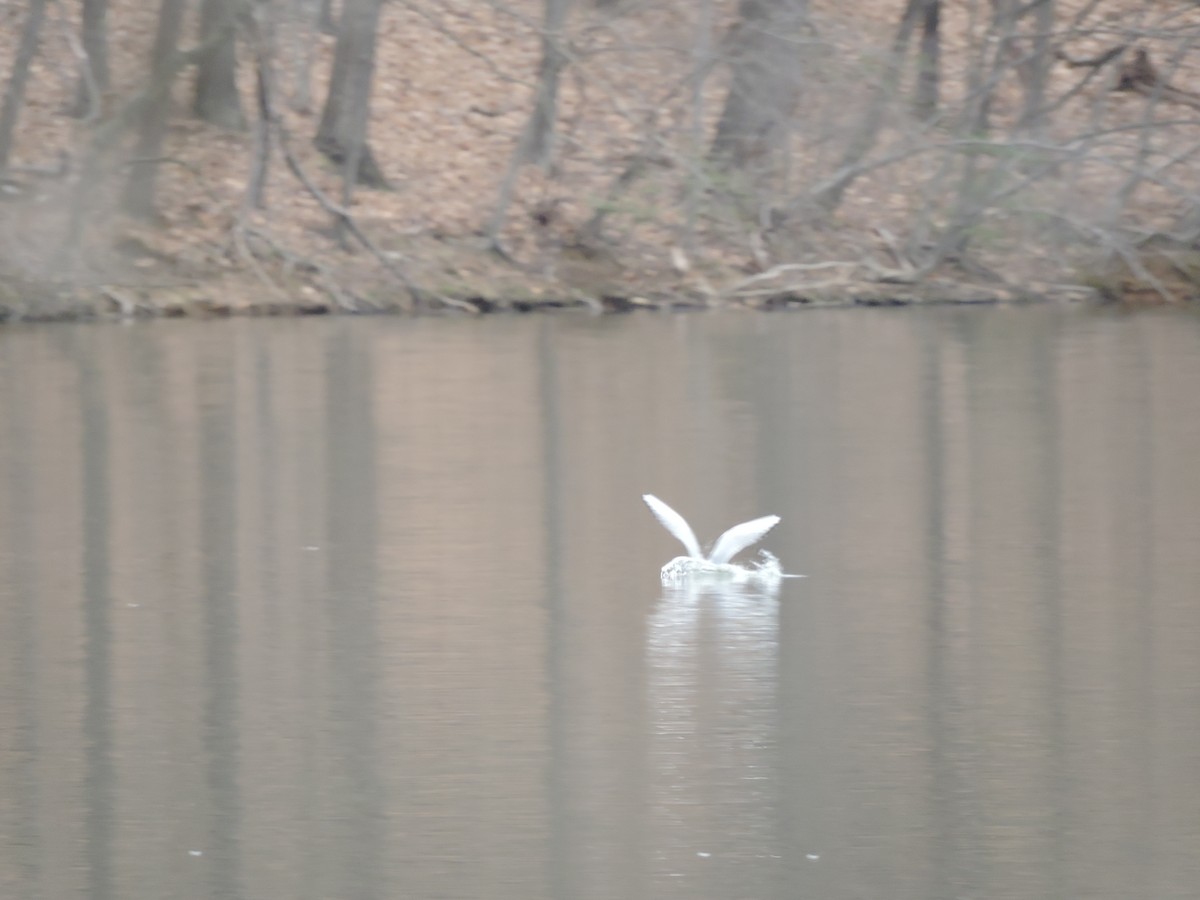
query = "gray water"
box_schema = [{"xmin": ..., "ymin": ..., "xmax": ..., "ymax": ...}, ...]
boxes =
[{"xmin": 0, "ymin": 308, "xmax": 1198, "ymax": 900}]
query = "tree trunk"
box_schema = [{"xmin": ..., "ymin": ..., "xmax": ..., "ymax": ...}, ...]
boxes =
[
  {"xmin": 913, "ymin": 0, "xmax": 940, "ymax": 122},
  {"xmin": 0, "ymin": 0, "xmax": 49, "ymax": 171},
  {"xmin": 808, "ymin": 0, "xmax": 923, "ymax": 213},
  {"xmin": 70, "ymin": 0, "xmax": 110, "ymax": 119},
  {"xmin": 710, "ymin": 0, "xmax": 809, "ymax": 171},
  {"xmin": 245, "ymin": 2, "xmax": 275, "ymax": 208},
  {"xmin": 121, "ymin": 0, "xmax": 189, "ymax": 218},
  {"xmin": 1015, "ymin": 0, "xmax": 1054, "ymax": 135},
  {"xmin": 318, "ymin": 0, "xmax": 338, "ymax": 35},
  {"xmin": 290, "ymin": 0, "xmax": 321, "ymax": 113},
  {"xmin": 522, "ymin": 0, "xmax": 572, "ymax": 167},
  {"xmin": 482, "ymin": 0, "xmax": 573, "ymax": 243},
  {"xmin": 193, "ymin": 0, "xmax": 246, "ymax": 130},
  {"xmin": 314, "ymin": 0, "xmax": 388, "ymax": 189},
  {"xmin": 963, "ymin": 0, "xmax": 1011, "ymax": 137}
]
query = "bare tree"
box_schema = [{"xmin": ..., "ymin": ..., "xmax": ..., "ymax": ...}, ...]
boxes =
[
  {"xmin": 244, "ymin": 0, "xmax": 275, "ymax": 207},
  {"xmin": 121, "ymin": 0, "xmax": 189, "ymax": 217},
  {"xmin": 808, "ymin": 0, "xmax": 929, "ymax": 213},
  {"xmin": 1014, "ymin": 0, "xmax": 1055, "ymax": 135},
  {"xmin": 314, "ymin": 0, "xmax": 388, "ymax": 188},
  {"xmin": 290, "ymin": 0, "xmax": 323, "ymax": 113},
  {"xmin": 484, "ymin": 0, "xmax": 573, "ymax": 244},
  {"xmin": 913, "ymin": 0, "xmax": 940, "ymax": 122},
  {"xmin": 318, "ymin": 0, "xmax": 338, "ymax": 35},
  {"xmin": 69, "ymin": 0, "xmax": 110, "ymax": 119},
  {"xmin": 522, "ymin": 0, "xmax": 572, "ymax": 169},
  {"xmin": 710, "ymin": 0, "xmax": 809, "ymax": 172},
  {"xmin": 0, "ymin": 0, "xmax": 49, "ymax": 171},
  {"xmin": 194, "ymin": 0, "xmax": 247, "ymax": 130}
]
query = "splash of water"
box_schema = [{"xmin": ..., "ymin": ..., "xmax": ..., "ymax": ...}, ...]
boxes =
[{"xmin": 659, "ymin": 549, "xmax": 801, "ymax": 586}]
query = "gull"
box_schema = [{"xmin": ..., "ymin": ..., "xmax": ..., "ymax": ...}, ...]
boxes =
[{"xmin": 642, "ymin": 494, "xmax": 791, "ymax": 584}]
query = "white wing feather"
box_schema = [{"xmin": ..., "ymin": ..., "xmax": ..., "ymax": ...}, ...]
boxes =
[
  {"xmin": 707, "ymin": 515, "xmax": 781, "ymax": 565},
  {"xmin": 642, "ymin": 494, "xmax": 703, "ymax": 559}
]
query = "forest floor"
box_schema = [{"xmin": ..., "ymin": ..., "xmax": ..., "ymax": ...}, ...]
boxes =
[{"xmin": 2, "ymin": 0, "xmax": 1199, "ymax": 321}]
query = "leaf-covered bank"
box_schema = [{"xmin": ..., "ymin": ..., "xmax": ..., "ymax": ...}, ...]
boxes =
[{"xmin": 2, "ymin": 0, "xmax": 1200, "ymax": 321}]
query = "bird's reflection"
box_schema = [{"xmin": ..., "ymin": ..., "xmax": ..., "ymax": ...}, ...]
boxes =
[{"xmin": 642, "ymin": 578, "xmax": 782, "ymax": 883}]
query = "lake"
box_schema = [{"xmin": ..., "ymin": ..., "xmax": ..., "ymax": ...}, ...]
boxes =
[{"xmin": 1, "ymin": 307, "xmax": 1198, "ymax": 900}]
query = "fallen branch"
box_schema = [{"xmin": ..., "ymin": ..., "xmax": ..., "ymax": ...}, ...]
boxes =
[
  {"xmin": 432, "ymin": 293, "xmax": 483, "ymax": 314},
  {"xmin": 720, "ymin": 260, "xmax": 857, "ymax": 299}
]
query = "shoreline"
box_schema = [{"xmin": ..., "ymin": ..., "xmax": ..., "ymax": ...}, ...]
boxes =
[{"xmin": 0, "ymin": 264, "xmax": 1100, "ymax": 325}]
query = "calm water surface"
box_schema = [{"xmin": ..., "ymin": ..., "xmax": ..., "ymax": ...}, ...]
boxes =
[{"xmin": 0, "ymin": 308, "xmax": 1198, "ymax": 900}]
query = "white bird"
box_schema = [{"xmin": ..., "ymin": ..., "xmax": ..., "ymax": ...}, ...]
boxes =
[{"xmin": 642, "ymin": 494, "xmax": 786, "ymax": 583}]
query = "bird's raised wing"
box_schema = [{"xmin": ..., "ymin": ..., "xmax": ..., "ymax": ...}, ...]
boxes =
[
  {"xmin": 707, "ymin": 514, "xmax": 780, "ymax": 565},
  {"xmin": 642, "ymin": 494, "xmax": 703, "ymax": 560}
]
